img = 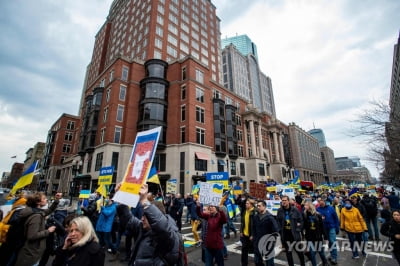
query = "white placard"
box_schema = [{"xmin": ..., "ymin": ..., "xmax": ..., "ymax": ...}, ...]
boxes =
[{"xmin": 199, "ymin": 182, "xmax": 222, "ymax": 206}]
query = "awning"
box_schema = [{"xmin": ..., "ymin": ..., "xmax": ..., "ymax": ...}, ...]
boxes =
[
  {"xmin": 195, "ymin": 152, "xmax": 210, "ymax": 160},
  {"xmin": 218, "ymin": 159, "xmax": 226, "ymax": 165}
]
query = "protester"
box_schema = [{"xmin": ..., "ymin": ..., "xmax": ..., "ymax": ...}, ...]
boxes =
[
  {"xmin": 196, "ymin": 200, "xmax": 227, "ymax": 266},
  {"xmin": 361, "ymin": 193, "xmax": 380, "ymax": 241},
  {"xmin": 95, "ymin": 196, "xmax": 118, "ymax": 260},
  {"xmin": 340, "ymin": 198, "xmax": 367, "ymax": 259},
  {"xmin": 115, "ymin": 204, "xmax": 134, "ymax": 261},
  {"xmin": 52, "ymin": 216, "xmax": 105, "ymax": 266},
  {"xmin": 317, "ymin": 197, "xmax": 339, "ymax": 265},
  {"xmin": 277, "ymin": 195, "xmax": 305, "ymax": 266},
  {"xmin": 124, "ymin": 183, "xmax": 182, "ymax": 265},
  {"xmin": 380, "ymin": 210, "xmax": 400, "ymax": 264},
  {"xmin": 240, "ymin": 198, "xmax": 256, "ymax": 266},
  {"xmin": 251, "ymin": 200, "xmax": 279, "ymax": 266},
  {"xmin": 387, "ymin": 191, "xmax": 400, "ymax": 210},
  {"xmin": 187, "ymin": 194, "xmax": 201, "ymax": 246},
  {"xmin": 303, "ymin": 201, "xmax": 328, "ymax": 266},
  {"xmin": 170, "ymin": 193, "xmax": 185, "ymax": 232},
  {"xmin": 15, "ymin": 192, "xmax": 62, "ymax": 266}
]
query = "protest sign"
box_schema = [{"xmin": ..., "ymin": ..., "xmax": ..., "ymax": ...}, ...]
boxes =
[
  {"xmin": 113, "ymin": 127, "xmax": 161, "ymax": 207},
  {"xmin": 199, "ymin": 182, "xmax": 223, "ymax": 206},
  {"xmin": 249, "ymin": 182, "xmax": 266, "ymax": 199},
  {"xmin": 206, "ymin": 172, "xmax": 229, "ymax": 189},
  {"xmin": 166, "ymin": 179, "xmax": 177, "ymax": 194},
  {"xmin": 265, "ymin": 200, "xmax": 281, "ymax": 216},
  {"xmin": 98, "ymin": 166, "xmax": 114, "ymax": 185}
]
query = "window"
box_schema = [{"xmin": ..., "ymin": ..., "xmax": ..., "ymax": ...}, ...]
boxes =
[
  {"xmin": 168, "ymin": 34, "xmax": 178, "ymax": 46},
  {"xmin": 116, "ymin": 105, "xmax": 124, "ymax": 122},
  {"xmin": 196, "ymin": 128, "xmax": 205, "ymax": 145},
  {"xmin": 62, "ymin": 144, "xmax": 71, "ymax": 153},
  {"xmin": 195, "ymin": 69, "xmax": 204, "ymax": 83},
  {"xmin": 103, "ymin": 107, "xmax": 108, "ymax": 122},
  {"xmin": 66, "ymin": 121, "xmax": 75, "ymax": 130},
  {"xmin": 181, "ymin": 85, "xmax": 186, "ymax": 100},
  {"xmin": 240, "ymin": 162, "xmax": 245, "ymax": 176},
  {"xmin": 168, "ymin": 24, "xmax": 178, "ymax": 35},
  {"xmin": 99, "ymin": 79, "xmax": 105, "ymax": 88},
  {"xmin": 100, "ymin": 128, "xmax": 105, "ymax": 143},
  {"xmin": 258, "ymin": 163, "xmax": 265, "ymax": 176},
  {"xmin": 109, "ymin": 70, "xmax": 114, "ymax": 82},
  {"xmin": 64, "ymin": 132, "xmax": 73, "ymax": 141},
  {"xmin": 111, "ymin": 152, "xmax": 119, "ymax": 170},
  {"xmin": 238, "ymin": 145, "xmax": 244, "ymax": 157},
  {"xmin": 180, "ymin": 127, "xmax": 186, "ymax": 143},
  {"xmin": 196, "ymin": 87, "xmax": 204, "ymax": 102},
  {"xmin": 196, "ymin": 106, "xmax": 204, "ymax": 123},
  {"xmin": 153, "ymin": 153, "xmax": 166, "ymax": 171},
  {"xmin": 167, "ymin": 45, "xmax": 177, "ymax": 57},
  {"xmin": 157, "ymin": 14, "xmax": 164, "ymax": 25},
  {"xmin": 230, "ymin": 161, "xmax": 236, "ymax": 175},
  {"xmin": 181, "ymin": 105, "xmax": 186, "ymax": 121},
  {"xmin": 119, "ymin": 85, "xmax": 126, "ymax": 101},
  {"xmin": 114, "ymin": 126, "xmax": 122, "ymax": 143},
  {"xmin": 106, "ymin": 88, "xmax": 111, "ymax": 102},
  {"xmin": 122, "ymin": 66, "xmax": 129, "ymax": 81},
  {"xmin": 156, "ymin": 26, "xmax": 163, "ymax": 37},
  {"xmin": 195, "ymin": 157, "xmax": 207, "ymax": 171},
  {"xmin": 95, "ymin": 152, "xmax": 103, "ymax": 171},
  {"xmin": 237, "ymin": 130, "xmax": 243, "ymax": 141},
  {"xmin": 182, "ymin": 67, "xmax": 186, "ymax": 80},
  {"xmin": 155, "ymin": 38, "xmax": 163, "ymax": 49}
]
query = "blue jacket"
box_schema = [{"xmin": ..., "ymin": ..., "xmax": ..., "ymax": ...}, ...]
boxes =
[
  {"xmin": 96, "ymin": 203, "xmax": 117, "ymax": 232},
  {"xmin": 317, "ymin": 205, "xmax": 339, "ymax": 231}
]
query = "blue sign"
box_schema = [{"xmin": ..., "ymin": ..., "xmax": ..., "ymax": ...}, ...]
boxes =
[{"xmin": 206, "ymin": 172, "xmax": 229, "ymax": 181}]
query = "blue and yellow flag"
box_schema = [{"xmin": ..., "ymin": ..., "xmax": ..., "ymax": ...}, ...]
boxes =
[
  {"xmin": 212, "ymin": 183, "xmax": 224, "ymax": 194},
  {"xmin": 147, "ymin": 166, "xmax": 160, "ymax": 184},
  {"xmin": 10, "ymin": 161, "xmax": 38, "ymax": 194}
]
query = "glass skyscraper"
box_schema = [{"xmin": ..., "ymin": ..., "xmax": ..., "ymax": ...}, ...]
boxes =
[{"xmin": 221, "ymin": 34, "xmax": 258, "ymax": 61}]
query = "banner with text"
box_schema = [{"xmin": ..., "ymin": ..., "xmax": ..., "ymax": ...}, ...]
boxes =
[
  {"xmin": 199, "ymin": 182, "xmax": 223, "ymax": 206},
  {"xmin": 249, "ymin": 182, "xmax": 266, "ymax": 199},
  {"xmin": 206, "ymin": 172, "xmax": 229, "ymax": 189},
  {"xmin": 98, "ymin": 166, "xmax": 114, "ymax": 185},
  {"xmin": 113, "ymin": 127, "xmax": 161, "ymax": 207},
  {"xmin": 265, "ymin": 200, "xmax": 281, "ymax": 216}
]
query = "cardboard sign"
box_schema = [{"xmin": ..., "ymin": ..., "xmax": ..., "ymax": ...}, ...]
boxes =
[
  {"xmin": 199, "ymin": 182, "xmax": 223, "ymax": 206},
  {"xmin": 166, "ymin": 179, "xmax": 177, "ymax": 194},
  {"xmin": 249, "ymin": 182, "xmax": 266, "ymax": 199},
  {"xmin": 206, "ymin": 172, "xmax": 229, "ymax": 189},
  {"xmin": 113, "ymin": 127, "xmax": 161, "ymax": 207}
]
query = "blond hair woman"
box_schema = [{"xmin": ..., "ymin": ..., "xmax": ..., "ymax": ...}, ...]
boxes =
[{"xmin": 53, "ymin": 216, "xmax": 105, "ymax": 266}]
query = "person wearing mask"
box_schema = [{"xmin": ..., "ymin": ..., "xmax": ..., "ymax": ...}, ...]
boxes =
[
  {"xmin": 317, "ymin": 197, "xmax": 339, "ymax": 265},
  {"xmin": 251, "ymin": 200, "xmax": 279, "ymax": 266},
  {"xmin": 276, "ymin": 195, "xmax": 305, "ymax": 266},
  {"xmin": 380, "ymin": 210, "xmax": 400, "ymax": 264},
  {"xmin": 15, "ymin": 192, "xmax": 62, "ymax": 266},
  {"xmin": 196, "ymin": 200, "xmax": 227, "ymax": 266},
  {"xmin": 240, "ymin": 199, "xmax": 256, "ymax": 266},
  {"xmin": 303, "ymin": 201, "xmax": 328, "ymax": 266},
  {"xmin": 340, "ymin": 198, "xmax": 367, "ymax": 259},
  {"xmin": 52, "ymin": 216, "xmax": 105, "ymax": 266},
  {"xmin": 361, "ymin": 193, "xmax": 380, "ymax": 241}
]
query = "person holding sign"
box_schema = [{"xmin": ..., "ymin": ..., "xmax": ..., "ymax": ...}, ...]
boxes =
[{"xmin": 196, "ymin": 200, "xmax": 227, "ymax": 266}]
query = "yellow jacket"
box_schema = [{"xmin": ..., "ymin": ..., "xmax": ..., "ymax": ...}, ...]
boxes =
[{"xmin": 340, "ymin": 206, "xmax": 367, "ymax": 233}]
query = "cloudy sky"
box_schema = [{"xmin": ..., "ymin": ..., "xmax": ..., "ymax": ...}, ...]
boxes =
[{"xmin": 0, "ymin": 0, "xmax": 399, "ymax": 179}]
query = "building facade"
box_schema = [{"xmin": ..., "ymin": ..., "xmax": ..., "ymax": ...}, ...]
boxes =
[
  {"xmin": 308, "ymin": 128, "xmax": 327, "ymax": 147},
  {"xmin": 320, "ymin": 146, "xmax": 336, "ymax": 183},
  {"xmin": 68, "ymin": 0, "xmax": 289, "ymax": 194},
  {"xmin": 221, "ymin": 34, "xmax": 258, "ymax": 61},
  {"xmin": 287, "ymin": 123, "xmax": 324, "ymax": 184},
  {"xmin": 24, "ymin": 142, "xmax": 46, "ymax": 190}
]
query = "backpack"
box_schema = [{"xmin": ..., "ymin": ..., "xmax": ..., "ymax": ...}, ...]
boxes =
[
  {"xmin": 0, "ymin": 206, "xmax": 24, "ymax": 243},
  {"xmin": 363, "ymin": 197, "xmax": 377, "ymax": 217}
]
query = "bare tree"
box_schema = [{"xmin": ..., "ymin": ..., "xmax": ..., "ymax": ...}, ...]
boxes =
[{"xmin": 350, "ymin": 100, "xmax": 400, "ymax": 181}]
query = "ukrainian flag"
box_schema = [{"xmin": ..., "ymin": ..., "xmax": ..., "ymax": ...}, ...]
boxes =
[
  {"xmin": 96, "ymin": 184, "xmax": 108, "ymax": 198},
  {"xmin": 212, "ymin": 183, "xmax": 224, "ymax": 194},
  {"xmin": 147, "ymin": 166, "xmax": 160, "ymax": 184},
  {"xmin": 10, "ymin": 161, "xmax": 38, "ymax": 194}
]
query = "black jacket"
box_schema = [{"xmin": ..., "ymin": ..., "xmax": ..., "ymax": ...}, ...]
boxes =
[
  {"xmin": 127, "ymin": 204, "xmax": 179, "ymax": 266},
  {"xmin": 251, "ymin": 212, "xmax": 279, "ymax": 245},
  {"xmin": 303, "ymin": 211, "xmax": 325, "ymax": 241},
  {"xmin": 276, "ymin": 205, "xmax": 303, "ymax": 241},
  {"xmin": 52, "ymin": 239, "xmax": 105, "ymax": 266}
]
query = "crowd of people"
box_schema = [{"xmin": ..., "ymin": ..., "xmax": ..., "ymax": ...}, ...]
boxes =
[{"xmin": 0, "ymin": 185, "xmax": 399, "ymax": 266}]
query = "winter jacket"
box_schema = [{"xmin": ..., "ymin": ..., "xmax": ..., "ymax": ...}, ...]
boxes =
[
  {"xmin": 128, "ymin": 203, "xmax": 179, "ymax": 266},
  {"xmin": 317, "ymin": 205, "xmax": 340, "ymax": 231},
  {"xmin": 95, "ymin": 203, "xmax": 117, "ymax": 233},
  {"xmin": 251, "ymin": 212, "xmax": 279, "ymax": 246},
  {"xmin": 197, "ymin": 205, "xmax": 227, "ymax": 250},
  {"xmin": 186, "ymin": 199, "xmax": 198, "ymax": 220},
  {"xmin": 340, "ymin": 206, "xmax": 367, "ymax": 233},
  {"xmin": 52, "ymin": 239, "xmax": 105, "ymax": 266},
  {"xmin": 15, "ymin": 199, "xmax": 59, "ymax": 266},
  {"xmin": 303, "ymin": 211, "xmax": 325, "ymax": 241},
  {"xmin": 380, "ymin": 219, "xmax": 400, "ymax": 252},
  {"xmin": 276, "ymin": 205, "xmax": 304, "ymax": 242},
  {"xmin": 240, "ymin": 208, "xmax": 256, "ymax": 237}
]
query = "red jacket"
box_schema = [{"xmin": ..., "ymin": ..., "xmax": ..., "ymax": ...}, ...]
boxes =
[{"xmin": 197, "ymin": 206, "xmax": 227, "ymax": 249}]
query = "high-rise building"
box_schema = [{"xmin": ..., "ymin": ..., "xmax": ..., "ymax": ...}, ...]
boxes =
[
  {"xmin": 221, "ymin": 34, "xmax": 258, "ymax": 60},
  {"xmin": 67, "ymin": 0, "xmax": 289, "ymax": 193},
  {"xmin": 222, "ymin": 43, "xmax": 276, "ymax": 117},
  {"xmin": 389, "ymin": 32, "xmax": 400, "ymax": 122},
  {"xmin": 308, "ymin": 128, "xmax": 327, "ymax": 147}
]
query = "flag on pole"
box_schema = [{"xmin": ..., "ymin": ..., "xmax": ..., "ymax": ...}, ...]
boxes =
[
  {"xmin": 10, "ymin": 161, "xmax": 38, "ymax": 194},
  {"xmin": 147, "ymin": 166, "xmax": 160, "ymax": 184},
  {"xmin": 96, "ymin": 184, "xmax": 108, "ymax": 198}
]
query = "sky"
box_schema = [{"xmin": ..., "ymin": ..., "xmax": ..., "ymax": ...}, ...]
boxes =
[{"xmin": 0, "ymin": 0, "xmax": 399, "ymax": 179}]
